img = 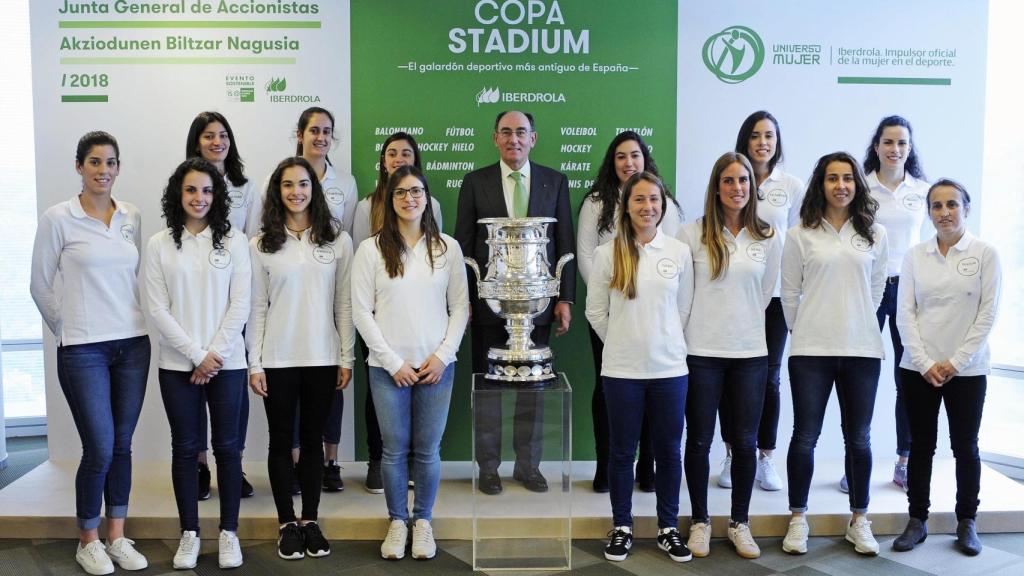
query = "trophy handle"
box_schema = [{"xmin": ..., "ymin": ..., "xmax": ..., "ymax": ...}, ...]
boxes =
[
  {"xmin": 464, "ymin": 257, "xmax": 482, "ymax": 283},
  {"xmin": 554, "ymin": 253, "xmax": 575, "ymax": 282}
]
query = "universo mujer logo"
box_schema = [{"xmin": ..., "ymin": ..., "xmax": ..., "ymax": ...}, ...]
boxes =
[{"xmin": 703, "ymin": 25, "xmax": 765, "ymax": 84}]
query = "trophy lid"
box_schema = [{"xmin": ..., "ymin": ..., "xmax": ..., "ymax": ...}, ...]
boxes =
[{"xmin": 477, "ymin": 217, "xmax": 557, "ymax": 225}]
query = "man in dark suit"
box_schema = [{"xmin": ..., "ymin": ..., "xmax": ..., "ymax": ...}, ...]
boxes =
[{"xmin": 454, "ymin": 110, "xmax": 576, "ymax": 495}]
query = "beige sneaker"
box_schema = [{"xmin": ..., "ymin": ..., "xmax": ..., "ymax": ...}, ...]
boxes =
[
  {"xmin": 688, "ymin": 522, "xmax": 711, "ymax": 558},
  {"xmin": 381, "ymin": 519, "xmax": 408, "ymax": 560},
  {"xmin": 727, "ymin": 522, "xmax": 761, "ymax": 558},
  {"xmin": 782, "ymin": 516, "xmax": 809, "ymax": 554}
]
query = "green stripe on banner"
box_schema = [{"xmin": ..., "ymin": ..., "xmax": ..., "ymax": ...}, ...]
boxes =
[
  {"xmin": 59, "ymin": 20, "xmax": 320, "ymax": 29},
  {"xmin": 61, "ymin": 95, "xmax": 108, "ymax": 102},
  {"xmin": 60, "ymin": 57, "xmax": 296, "ymax": 65},
  {"xmin": 837, "ymin": 76, "xmax": 951, "ymax": 85}
]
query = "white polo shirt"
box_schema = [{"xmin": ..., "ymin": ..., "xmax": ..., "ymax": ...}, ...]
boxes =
[
  {"xmin": 576, "ymin": 193, "xmax": 683, "ymax": 285},
  {"xmin": 678, "ymin": 220, "xmax": 781, "ymax": 358},
  {"xmin": 351, "ymin": 195, "xmax": 444, "ymax": 248},
  {"xmin": 351, "ymin": 234, "xmax": 469, "ymax": 374},
  {"xmin": 755, "ymin": 167, "xmax": 805, "ymax": 297},
  {"xmin": 30, "ymin": 195, "xmax": 147, "ymax": 346},
  {"xmin": 781, "ymin": 221, "xmax": 888, "ymax": 358},
  {"xmin": 259, "ymin": 163, "xmax": 358, "ymax": 235},
  {"xmin": 224, "ymin": 177, "xmax": 262, "ymax": 238},
  {"xmin": 144, "ymin": 227, "xmax": 251, "ymax": 371},
  {"xmin": 866, "ymin": 171, "xmax": 930, "ymax": 277},
  {"xmin": 896, "ymin": 232, "xmax": 1001, "ymax": 376},
  {"xmin": 585, "ymin": 230, "xmax": 694, "ymax": 379},
  {"xmin": 246, "ymin": 228, "xmax": 354, "ymax": 373}
]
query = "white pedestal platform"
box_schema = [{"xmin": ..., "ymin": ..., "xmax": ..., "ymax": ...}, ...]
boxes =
[{"xmin": 1, "ymin": 456, "xmax": 1022, "ymax": 540}]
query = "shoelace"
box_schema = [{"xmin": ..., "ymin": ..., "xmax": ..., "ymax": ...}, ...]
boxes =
[
  {"xmin": 661, "ymin": 529, "xmax": 683, "ymax": 548},
  {"xmin": 385, "ymin": 522, "xmax": 407, "ymax": 546},
  {"xmin": 109, "ymin": 538, "xmax": 138, "ymax": 557},
  {"xmin": 413, "ymin": 523, "xmax": 433, "ymax": 545},
  {"xmin": 851, "ymin": 520, "xmax": 873, "ymax": 540},
  {"xmin": 606, "ymin": 529, "xmax": 630, "ymax": 547},
  {"xmin": 788, "ymin": 520, "xmax": 808, "ymax": 538},
  {"xmin": 179, "ymin": 534, "xmax": 199, "ymax": 554},
  {"xmin": 220, "ymin": 532, "xmax": 239, "ymax": 551},
  {"xmin": 82, "ymin": 541, "xmax": 107, "ymax": 561},
  {"xmin": 690, "ymin": 524, "xmax": 708, "ymax": 545},
  {"xmin": 733, "ymin": 524, "xmax": 756, "ymax": 547}
]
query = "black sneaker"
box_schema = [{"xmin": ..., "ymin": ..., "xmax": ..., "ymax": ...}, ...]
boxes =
[
  {"xmin": 302, "ymin": 522, "xmax": 331, "ymax": 557},
  {"xmin": 657, "ymin": 527, "xmax": 693, "ymax": 562},
  {"xmin": 240, "ymin": 473, "xmax": 254, "ymax": 498},
  {"xmin": 198, "ymin": 463, "xmax": 212, "ymax": 501},
  {"xmin": 365, "ymin": 460, "xmax": 384, "ymax": 494},
  {"xmin": 277, "ymin": 523, "xmax": 305, "ymax": 560},
  {"xmin": 604, "ymin": 527, "xmax": 633, "ymax": 561},
  {"xmin": 322, "ymin": 461, "xmax": 344, "ymax": 492}
]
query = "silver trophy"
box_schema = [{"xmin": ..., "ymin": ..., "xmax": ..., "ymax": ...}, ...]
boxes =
[{"xmin": 465, "ymin": 217, "xmax": 574, "ymax": 383}]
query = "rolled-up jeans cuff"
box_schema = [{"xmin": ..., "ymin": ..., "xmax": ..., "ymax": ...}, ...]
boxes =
[
  {"xmin": 106, "ymin": 504, "xmax": 128, "ymax": 519},
  {"xmin": 78, "ymin": 515, "xmax": 102, "ymax": 530},
  {"xmin": 789, "ymin": 506, "xmax": 808, "ymax": 514},
  {"xmin": 850, "ymin": 507, "xmax": 868, "ymax": 514}
]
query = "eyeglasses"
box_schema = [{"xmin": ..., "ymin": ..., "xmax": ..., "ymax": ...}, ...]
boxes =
[
  {"xmin": 393, "ymin": 186, "xmax": 425, "ymax": 199},
  {"xmin": 496, "ymin": 128, "xmax": 532, "ymax": 139}
]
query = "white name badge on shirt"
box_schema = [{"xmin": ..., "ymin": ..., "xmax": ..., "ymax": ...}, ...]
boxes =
[
  {"xmin": 312, "ymin": 245, "xmax": 336, "ymax": 264},
  {"xmin": 746, "ymin": 242, "xmax": 767, "ymax": 262},
  {"xmin": 431, "ymin": 251, "xmax": 448, "ymax": 270},
  {"xmin": 209, "ymin": 248, "xmax": 231, "ymax": 269},
  {"xmin": 850, "ymin": 235, "xmax": 872, "ymax": 252},
  {"xmin": 324, "ymin": 187, "xmax": 344, "ymax": 205},
  {"xmin": 765, "ymin": 188, "xmax": 788, "ymax": 207},
  {"xmin": 657, "ymin": 258, "xmax": 679, "ymax": 279},
  {"xmin": 120, "ymin": 223, "xmax": 136, "ymax": 243},
  {"xmin": 902, "ymin": 193, "xmax": 925, "ymax": 211},
  {"xmin": 228, "ymin": 189, "xmax": 245, "ymax": 208},
  {"xmin": 957, "ymin": 256, "xmax": 980, "ymax": 276}
]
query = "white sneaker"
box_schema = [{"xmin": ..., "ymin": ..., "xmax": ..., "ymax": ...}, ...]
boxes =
[
  {"xmin": 845, "ymin": 516, "xmax": 879, "ymax": 555},
  {"xmin": 411, "ymin": 519, "xmax": 436, "ymax": 560},
  {"xmin": 688, "ymin": 522, "xmax": 711, "ymax": 558},
  {"xmin": 381, "ymin": 519, "xmax": 408, "ymax": 560},
  {"xmin": 728, "ymin": 522, "xmax": 761, "ymax": 558},
  {"xmin": 717, "ymin": 455, "xmax": 733, "ymax": 488},
  {"xmin": 782, "ymin": 516, "xmax": 809, "ymax": 554},
  {"xmin": 218, "ymin": 530, "xmax": 244, "ymax": 569},
  {"xmin": 172, "ymin": 531, "xmax": 200, "ymax": 569},
  {"xmin": 755, "ymin": 454, "xmax": 783, "ymax": 491},
  {"xmin": 106, "ymin": 537, "xmax": 148, "ymax": 570},
  {"xmin": 75, "ymin": 540, "xmax": 114, "ymax": 575}
]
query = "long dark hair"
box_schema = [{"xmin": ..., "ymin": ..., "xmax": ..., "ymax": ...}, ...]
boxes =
[
  {"xmin": 376, "ymin": 165, "xmax": 446, "ymax": 279},
  {"xmin": 371, "ymin": 132, "xmax": 423, "ymax": 236},
  {"xmin": 862, "ymin": 115, "xmax": 925, "ymax": 179},
  {"xmin": 584, "ymin": 130, "xmax": 679, "ymax": 235},
  {"xmin": 161, "ymin": 158, "xmax": 231, "ymax": 250},
  {"xmin": 185, "ymin": 111, "xmax": 248, "ymax": 188},
  {"xmin": 294, "ymin": 106, "xmax": 336, "ymax": 166},
  {"xmin": 258, "ymin": 156, "xmax": 338, "ymax": 253},
  {"xmin": 800, "ymin": 152, "xmax": 879, "ymax": 245},
  {"xmin": 734, "ymin": 110, "xmax": 784, "ymax": 189}
]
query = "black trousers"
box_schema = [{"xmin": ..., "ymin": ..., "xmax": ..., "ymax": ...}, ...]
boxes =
[{"xmin": 472, "ymin": 323, "xmax": 550, "ymax": 472}]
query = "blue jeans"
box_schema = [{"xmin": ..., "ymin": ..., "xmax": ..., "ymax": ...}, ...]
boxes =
[
  {"xmin": 877, "ymin": 278, "xmax": 910, "ymax": 457},
  {"xmin": 199, "ymin": 388, "xmax": 248, "ymax": 453},
  {"xmin": 56, "ymin": 336, "xmax": 151, "ymax": 530},
  {"xmin": 160, "ymin": 369, "xmax": 245, "ymax": 533},
  {"xmin": 369, "ymin": 364, "xmax": 455, "ymax": 522},
  {"xmin": 685, "ymin": 355, "xmax": 767, "ymax": 523},
  {"xmin": 604, "ymin": 375, "xmax": 687, "ymax": 529},
  {"xmin": 787, "ymin": 356, "xmax": 880, "ymax": 513}
]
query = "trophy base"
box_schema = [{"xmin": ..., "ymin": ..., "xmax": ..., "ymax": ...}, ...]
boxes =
[{"xmin": 485, "ymin": 347, "xmax": 556, "ymax": 384}]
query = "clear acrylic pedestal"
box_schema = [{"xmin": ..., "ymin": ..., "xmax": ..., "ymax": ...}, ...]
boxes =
[{"xmin": 471, "ymin": 373, "xmax": 572, "ymax": 571}]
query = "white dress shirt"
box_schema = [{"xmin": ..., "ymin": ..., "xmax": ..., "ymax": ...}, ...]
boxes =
[
  {"xmin": 351, "ymin": 195, "xmax": 444, "ymax": 248},
  {"xmin": 896, "ymin": 232, "xmax": 1001, "ymax": 376},
  {"xmin": 866, "ymin": 171, "xmax": 930, "ymax": 276},
  {"xmin": 499, "ymin": 160, "xmax": 531, "ymax": 217},
  {"xmin": 246, "ymin": 228, "xmax": 354, "ymax": 373},
  {"xmin": 781, "ymin": 221, "xmax": 888, "ymax": 358},
  {"xmin": 755, "ymin": 167, "xmax": 805, "ymax": 297},
  {"xmin": 224, "ymin": 177, "xmax": 262, "ymax": 238},
  {"xmin": 585, "ymin": 230, "xmax": 694, "ymax": 379},
  {"xmin": 678, "ymin": 220, "xmax": 781, "ymax": 357},
  {"xmin": 30, "ymin": 195, "xmax": 146, "ymax": 345},
  {"xmin": 351, "ymin": 234, "xmax": 469, "ymax": 374},
  {"xmin": 260, "ymin": 163, "xmax": 358, "ymax": 235},
  {"xmin": 144, "ymin": 227, "xmax": 251, "ymax": 371},
  {"xmin": 576, "ymin": 193, "xmax": 683, "ymax": 285}
]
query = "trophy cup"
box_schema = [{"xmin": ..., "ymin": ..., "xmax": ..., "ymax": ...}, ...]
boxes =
[{"xmin": 464, "ymin": 217, "xmax": 574, "ymax": 383}]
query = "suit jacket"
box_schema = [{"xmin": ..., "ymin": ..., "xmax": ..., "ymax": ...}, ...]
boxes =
[{"xmin": 454, "ymin": 161, "xmax": 577, "ymax": 326}]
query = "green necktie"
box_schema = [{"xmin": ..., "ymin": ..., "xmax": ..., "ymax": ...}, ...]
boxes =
[{"xmin": 510, "ymin": 171, "xmax": 528, "ymax": 218}]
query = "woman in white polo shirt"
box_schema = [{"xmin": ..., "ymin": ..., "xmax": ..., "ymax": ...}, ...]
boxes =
[
  {"xmin": 578, "ymin": 130, "xmax": 684, "ymax": 494},
  {"xmin": 352, "ymin": 165, "xmax": 469, "ymax": 561},
  {"xmin": 717, "ymin": 111, "xmax": 804, "ymax": 493},
  {"xmin": 185, "ymin": 110, "xmax": 259, "ymax": 501},
  {"xmin": 30, "ymin": 131, "xmax": 150, "ymax": 575},
  {"xmin": 780, "ymin": 152, "xmax": 888, "ymax": 557},
  {"xmin": 247, "ymin": 156, "xmax": 354, "ymax": 561},
  {"xmin": 892, "ymin": 179, "xmax": 1001, "ymax": 556},
  {"xmin": 586, "ymin": 172, "xmax": 694, "ymax": 564},
  {"xmin": 861, "ymin": 115, "xmax": 930, "ymax": 491},
  {"xmin": 679, "ymin": 152, "xmax": 781, "ymax": 560},
  {"xmin": 145, "ymin": 158, "xmax": 251, "ymax": 569}
]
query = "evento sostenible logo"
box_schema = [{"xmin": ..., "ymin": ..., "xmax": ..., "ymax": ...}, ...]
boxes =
[
  {"xmin": 703, "ymin": 26, "xmax": 765, "ymax": 84},
  {"xmin": 265, "ymin": 77, "xmax": 287, "ymax": 92},
  {"xmin": 476, "ymin": 86, "xmax": 500, "ymax": 105}
]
